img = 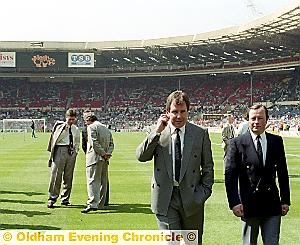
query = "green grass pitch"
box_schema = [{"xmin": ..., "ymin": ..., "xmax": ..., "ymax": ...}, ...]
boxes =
[{"xmin": 0, "ymin": 131, "xmax": 299, "ymax": 244}]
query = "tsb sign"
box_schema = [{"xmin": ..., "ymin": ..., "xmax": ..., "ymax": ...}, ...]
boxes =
[{"xmin": 68, "ymin": 53, "xmax": 94, "ymax": 67}]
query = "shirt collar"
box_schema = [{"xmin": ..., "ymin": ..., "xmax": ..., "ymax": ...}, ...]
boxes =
[
  {"xmin": 169, "ymin": 122, "xmax": 186, "ymax": 135},
  {"xmin": 249, "ymin": 130, "xmax": 266, "ymax": 142}
]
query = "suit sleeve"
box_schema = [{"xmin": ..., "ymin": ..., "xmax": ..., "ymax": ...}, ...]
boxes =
[
  {"xmin": 82, "ymin": 127, "xmax": 87, "ymax": 154},
  {"xmin": 136, "ymin": 131, "xmax": 160, "ymax": 162},
  {"xmin": 47, "ymin": 121, "xmax": 59, "ymax": 152},
  {"xmin": 225, "ymin": 138, "xmax": 242, "ymax": 209},
  {"xmin": 107, "ymin": 131, "xmax": 114, "ymax": 155},
  {"xmin": 74, "ymin": 127, "xmax": 80, "ymax": 154},
  {"xmin": 222, "ymin": 126, "xmax": 230, "ymax": 146},
  {"xmin": 200, "ymin": 129, "xmax": 214, "ymax": 196},
  {"xmin": 277, "ymin": 137, "xmax": 291, "ymax": 206},
  {"xmin": 90, "ymin": 125, "xmax": 106, "ymax": 157}
]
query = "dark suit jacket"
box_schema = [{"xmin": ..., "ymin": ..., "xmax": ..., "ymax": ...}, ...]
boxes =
[
  {"xmin": 225, "ymin": 131, "xmax": 290, "ymax": 218},
  {"xmin": 82, "ymin": 125, "xmax": 88, "ymax": 154},
  {"xmin": 136, "ymin": 122, "xmax": 214, "ymax": 217}
]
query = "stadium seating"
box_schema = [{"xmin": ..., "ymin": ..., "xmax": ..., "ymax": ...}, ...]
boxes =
[{"xmin": 0, "ymin": 71, "xmax": 299, "ymax": 130}]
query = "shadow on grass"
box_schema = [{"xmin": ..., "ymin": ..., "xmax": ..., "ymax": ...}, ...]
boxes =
[
  {"xmin": 101, "ymin": 203, "xmax": 152, "ymax": 214},
  {"xmin": 0, "ymin": 190, "xmax": 44, "ymax": 196},
  {"xmin": 0, "ymin": 209, "xmax": 51, "ymax": 217},
  {"xmin": 214, "ymin": 178, "xmax": 225, "ymax": 184},
  {"xmin": 289, "ymin": 174, "xmax": 300, "ymax": 179},
  {"xmin": 1, "ymin": 224, "xmax": 61, "ymax": 230},
  {"xmin": 0, "ymin": 199, "xmax": 44, "ymax": 205}
]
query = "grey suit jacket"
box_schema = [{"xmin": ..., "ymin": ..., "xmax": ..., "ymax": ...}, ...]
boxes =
[
  {"xmin": 136, "ymin": 122, "xmax": 214, "ymax": 217},
  {"xmin": 47, "ymin": 121, "xmax": 80, "ymax": 161},
  {"xmin": 86, "ymin": 121, "xmax": 114, "ymax": 167}
]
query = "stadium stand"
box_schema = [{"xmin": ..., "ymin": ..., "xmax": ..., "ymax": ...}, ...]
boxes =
[{"xmin": 0, "ymin": 1, "xmax": 299, "ymax": 132}]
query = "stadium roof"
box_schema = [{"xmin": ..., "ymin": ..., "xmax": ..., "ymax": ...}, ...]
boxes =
[{"xmin": 0, "ymin": 0, "xmax": 299, "ymax": 74}]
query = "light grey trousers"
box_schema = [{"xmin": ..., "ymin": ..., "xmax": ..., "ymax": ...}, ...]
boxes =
[
  {"xmin": 48, "ymin": 146, "xmax": 77, "ymax": 203},
  {"xmin": 86, "ymin": 161, "xmax": 108, "ymax": 209},
  {"xmin": 156, "ymin": 187, "xmax": 204, "ymax": 245}
]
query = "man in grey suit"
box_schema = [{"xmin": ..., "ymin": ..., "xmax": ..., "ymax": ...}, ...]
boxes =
[
  {"xmin": 47, "ymin": 109, "xmax": 80, "ymax": 208},
  {"xmin": 82, "ymin": 110, "xmax": 110, "ymax": 206},
  {"xmin": 136, "ymin": 91, "xmax": 214, "ymax": 244},
  {"xmin": 81, "ymin": 115, "xmax": 114, "ymax": 213}
]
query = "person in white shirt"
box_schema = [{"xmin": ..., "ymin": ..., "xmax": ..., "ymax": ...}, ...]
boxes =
[{"xmin": 47, "ymin": 109, "xmax": 80, "ymax": 208}]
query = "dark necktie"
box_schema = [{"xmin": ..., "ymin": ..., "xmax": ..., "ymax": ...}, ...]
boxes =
[
  {"xmin": 175, "ymin": 128, "xmax": 182, "ymax": 182},
  {"xmin": 256, "ymin": 135, "xmax": 263, "ymax": 168},
  {"xmin": 69, "ymin": 126, "xmax": 73, "ymax": 149},
  {"xmin": 230, "ymin": 125, "xmax": 234, "ymax": 138}
]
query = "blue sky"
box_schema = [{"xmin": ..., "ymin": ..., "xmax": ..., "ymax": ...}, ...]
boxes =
[{"xmin": 0, "ymin": 0, "xmax": 295, "ymax": 42}]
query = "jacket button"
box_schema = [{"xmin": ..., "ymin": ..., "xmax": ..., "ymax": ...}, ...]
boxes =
[
  {"xmin": 191, "ymin": 185, "xmax": 194, "ymax": 188},
  {"xmin": 193, "ymin": 170, "xmax": 196, "ymax": 173},
  {"xmin": 157, "ymin": 168, "xmax": 160, "ymax": 171},
  {"xmin": 194, "ymin": 155, "xmax": 197, "ymax": 158},
  {"xmin": 157, "ymin": 184, "xmax": 160, "ymax": 187}
]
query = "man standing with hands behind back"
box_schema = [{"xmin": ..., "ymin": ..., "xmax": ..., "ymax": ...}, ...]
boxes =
[
  {"xmin": 225, "ymin": 105, "xmax": 290, "ymax": 245},
  {"xmin": 81, "ymin": 115, "xmax": 114, "ymax": 213},
  {"xmin": 136, "ymin": 91, "xmax": 214, "ymax": 245}
]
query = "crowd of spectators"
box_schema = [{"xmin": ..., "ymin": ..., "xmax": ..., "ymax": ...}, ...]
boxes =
[{"xmin": 0, "ymin": 72, "xmax": 299, "ymax": 131}]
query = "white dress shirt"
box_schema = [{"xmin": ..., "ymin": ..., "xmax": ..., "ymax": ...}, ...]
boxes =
[{"xmin": 250, "ymin": 130, "xmax": 267, "ymax": 165}]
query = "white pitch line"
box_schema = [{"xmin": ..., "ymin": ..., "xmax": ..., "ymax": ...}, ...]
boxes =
[{"xmin": 286, "ymin": 154, "xmax": 300, "ymax": 158}]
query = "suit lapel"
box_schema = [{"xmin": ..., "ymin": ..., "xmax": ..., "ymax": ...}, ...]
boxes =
[
  {"xmin": 160, "ymin": 125, "xmax": 173, "ymax": 180},
  {"xmin": 52, "ymin": 123, "xmax": 66, "ymax": 146},
  {"xmin": 179, "ymin": 123, "xmax": 193, "ymax": 182},
  {"xmin": 243, "ymin": 131, "xmax": 262, "ymax": 168},
  {"xmin": 265, "ymin": 133, "xmax": 271, "ymax": 167}
]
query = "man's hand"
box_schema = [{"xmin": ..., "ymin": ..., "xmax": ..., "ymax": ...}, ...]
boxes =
[
  {"xmin": 232, "ymin": 204, "xmax": 244, "ymax": 217},
  {"xmin": 102, "ymin": 153, "xmax": 112, "ymax": 161},
  {"xmin": 155, "ymin": 113, "xmax": 169, "ymax": 133},
  {"xmin": 281, "ymin": 204, "xmax": 289, "ymax": 216}
]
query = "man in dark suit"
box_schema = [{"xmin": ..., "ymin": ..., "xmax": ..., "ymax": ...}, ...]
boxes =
[
  {"xmin": 225, "ymin": 105, "xmax": 290, "ymax": 245},
  {"xmin": 136, "ymin": 91, "xmax": 214, "ymax": 245}
]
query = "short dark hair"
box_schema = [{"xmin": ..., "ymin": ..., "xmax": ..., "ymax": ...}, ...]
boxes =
[
  {"xmin": 242, "ymin": 109, "xmax": 249, "ymax": 120},
  {"xmin": 83, "ymin": 110, "xmax": 94, "ymax": 121},
  {"xmin": 86, "ymin": 115, "xmax": 98, "ymax": 122},
  {"xmin": 66, "ymin": 109, "xmax": 77, "ymax": 118},
  {"xmin": 249, "ymin": 104, "xmax": 269, "ymax": 119},
  {"xmin": 166, "ymin": 90, "xmax": 190, "ymax": 111}
]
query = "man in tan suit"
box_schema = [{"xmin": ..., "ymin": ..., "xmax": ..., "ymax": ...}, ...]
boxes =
[
  {"xmin": 136, "ymin": 91, "xmax": 214, "ymax": 244},
  {"xmin": 221, "ymin": 114, "xmax": 235, "ymax": 158},
  {"xmin": 81, "ymin": 115, "xmax": 114, "ymax": 213},
  {"xmin": 47, "ymin": 109, "xmax": 80, "ymax": 208}
]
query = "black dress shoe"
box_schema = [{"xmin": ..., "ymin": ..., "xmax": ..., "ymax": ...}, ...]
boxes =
[
  {"xmin": 47, "ymin": 200, "xmax": 55, "ymax": 208},
  {"xmin": 81, "ymin": 207, "xmax": 98, "ymax": 213},
  {"xmin": 61, "ymin": 201, "xmax": 71, "ymax": 206}
]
